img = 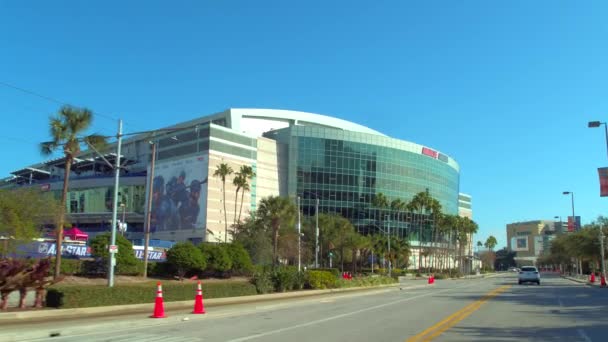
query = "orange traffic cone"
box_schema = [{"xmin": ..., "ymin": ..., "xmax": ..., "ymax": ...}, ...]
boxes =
[
  {"xmin": 601, "ymin": 275, "xmax": 607, "ymax": 288},
  {"xmin": 193, "ymin": 280, "xmax": 206, "ymax": 314},
  {"xmin": 151, "ymin": 282, "xmax": 166, "ymax": 318},
  {"xmin": 591, "ymin": 273, "xmax": 596, "ymax": 283}
]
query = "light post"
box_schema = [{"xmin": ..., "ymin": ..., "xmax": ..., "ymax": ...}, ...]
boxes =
[
  {"xmin": 554, "ymin": 216, "xmax": 562, "ymax": 233},
  {"xmin": 588, "ymin": 121, "xmax": 608, "ymax": 159},
  {"xmin": 315, "ymin": 198, "xmax": 319, "ymax": 269},
  {"xmin": 589, "ymin": 120, "xmax": 608, "ymax": 281},
  {"xmin": 562, "ymin": 192, "xmax": 576, "ymax": 231},
  {"xmin": 297, "ymin": 196, "xmax": 301, "ymax": 272},
  {"xmin": 600, "ymin": 229, "xmax": 606, "ymax": 282},
  {"xmin": 108, "ymin": 119, "xmax": 123, "ymax": 288},
  {"xmin": 387, "ymin": 215, "xmax": 391, "ymax": 278}
]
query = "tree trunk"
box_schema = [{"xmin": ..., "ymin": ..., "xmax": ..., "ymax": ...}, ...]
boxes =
[
  {"xmin": 238, "ymin": 187, "xmax": 246, "ymax": 223},
  {"xmin": 55, "ymin": 157, "xmax": 72, "ymax": 280},
  {"xmin": 273, "ymin": 225, "xmax": 279, "ymax": 267},
  {"xmin": 222, "ymin": 179, "xmax": 228, "ymax": 242},
  {"xmin": 233, "ymin": 188, "xmax": 239, "ymax": 225}
]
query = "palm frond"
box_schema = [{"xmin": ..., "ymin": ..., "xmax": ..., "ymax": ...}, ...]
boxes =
[
  {"xmin": 40, "ymin": 141, "xmax": 57, "ymax": 156},
  {"xmin": 84, "ymin": 134, "xmax": 108, "ymax": 150}
]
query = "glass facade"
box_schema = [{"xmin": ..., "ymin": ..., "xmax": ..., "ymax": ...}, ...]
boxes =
[
  {"xmin": 62, "ymin": 185, "xmax": 146, "ymax": 214},
  {"xmin": 267, "ymin": 126, "xmax": 459, "ymax": 241}
]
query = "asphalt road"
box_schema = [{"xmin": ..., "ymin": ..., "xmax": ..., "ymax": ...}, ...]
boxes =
[{"xmin": 3, "ymin": 273, "xmax": 607, "ymax": 342}]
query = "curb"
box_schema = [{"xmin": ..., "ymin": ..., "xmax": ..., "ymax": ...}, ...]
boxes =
[
  {"xmin": 0, "ymin": 282, "xmax": 413, "ymax": 323},
  {"xmin": 561, "ymin": 276, "xmax": 600, "ymax": 287}
]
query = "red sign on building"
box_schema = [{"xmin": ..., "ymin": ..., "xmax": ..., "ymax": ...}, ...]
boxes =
[{"xmin": 421, "ymin": 147, "xmax": 438, "ymax": 159}]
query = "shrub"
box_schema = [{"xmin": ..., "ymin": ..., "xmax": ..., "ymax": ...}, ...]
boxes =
[
  {"xmin": 89, "ymin": 233, "xmax": 139, "ymax": 275},
  {"xmin": 226, "ymin": 243, "xmax": 253, "ymax": 276},
  {"xmin": 147, "ymin": 261, "xmax": 172, "ymax": 278},
  {"xmin": 46, "ymin": 280, "xmax": 257, "ymax": 309},
  {"xmin": 49, "ymin": 258, "xmax": 83, "ymax": 276},
  {"xmin": 305, "ymin": 270, "xmax": 337, "ymax": 289},
  {"xmin": 251, "ymin": 266, "xmax": 274, "ymax": 294},
  {"xmin": 200, "ymin": 243, "xmax": 233, "ymax": 276},
  {"xmin": 314, "ymin": 268, "xmax": 340, "ymax": 277},
  {"xmin": 167, "ymin": 242, "xmax": 207, "ymax": 280},
  {"xmin": 272, "ymin": 267, "xmax": 300, "ymax": 292},
  {"xmin": 433, "ymin": 273, "xmax": 447, "ymax": 280},
  {"xmin": 336, "ymin": 276, "xmax": 397, "ymax": 288}
]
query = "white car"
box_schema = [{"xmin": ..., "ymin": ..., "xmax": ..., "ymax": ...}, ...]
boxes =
[{"xmin": 518, "ymin": 266, "xmax": 540, "ymax": 285}]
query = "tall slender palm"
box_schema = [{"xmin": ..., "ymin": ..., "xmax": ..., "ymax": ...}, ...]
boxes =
[
  {"xmin": 233, "ymin": 174, "xmax": 246, "ymax": 225},
  {"xmin": 256, "ymin": 196, "xmax": 297, "ymax": 267},
  {"xmin": 407, "ymin": 191, "xmax": 434, "ymax": 271},
  {"xmin": 41, "ymin": 105, "xmax": 106, "ymax": 279},
  {"xmin": 235, "ymin": 165, "xmax": 255, "ymax": 224},
  {"xmin": 213, "ymin": 163, "xmax": 233, "ymax": 242}
]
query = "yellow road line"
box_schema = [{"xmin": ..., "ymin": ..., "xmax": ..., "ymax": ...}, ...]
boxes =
[{"xmin": 406, "ymin": 285, "xmax": 511, "ymax": 342}]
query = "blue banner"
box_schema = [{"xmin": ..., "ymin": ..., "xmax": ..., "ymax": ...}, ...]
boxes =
[{"xmin": 13, "ymin": 241, "xmax": 166, "ymax": 262}]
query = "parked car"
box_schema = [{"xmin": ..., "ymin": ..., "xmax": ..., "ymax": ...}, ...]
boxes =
[{"xmin": 518, "ymin": 266, "xmax": 540, "ymax": 285}]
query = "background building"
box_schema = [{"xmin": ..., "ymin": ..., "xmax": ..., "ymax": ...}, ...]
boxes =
[
  {"xmin": 2, "ymin": 109, "xmax": 463, "ymax": 255},
  {"xmin": 506, "ymin": 220, "xmax": 557, "ymax": 266}
]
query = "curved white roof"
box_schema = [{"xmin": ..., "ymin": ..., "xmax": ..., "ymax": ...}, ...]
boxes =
[{"xmin": 228, "ymin": 108, "xmax": 386, "ymax": 137}]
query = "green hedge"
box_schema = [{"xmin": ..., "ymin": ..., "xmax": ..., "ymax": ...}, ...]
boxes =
[
  {"xmin": 306, "ymin": 270, "xmax": 337, "ymax": 289},
  {"xmin": 46, "ymin": 281, "xmax": 257, "ymax": 309},
  {"xmin": 336, "ymin": 276, "xmax": 397, "ymax": 288}
]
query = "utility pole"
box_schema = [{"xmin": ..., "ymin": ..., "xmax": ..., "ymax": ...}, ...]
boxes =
[
  {"xmin": 297, "ymin": 196, "xmax": 301, "ymax": 272},
  {"xmin": 600, "ymin": 229, "xmax": 606, "ymax": 283},
  {"xmin": 142, "ymin": 141, "xmax": 156, "ymax": 278},
  {"xmin": 387, "ymin": 215, "xmax": 391, "ymax": 278},
  {"xmin": 315, "ymin": 198, "xmax": 319, "ymax": 269},
  {"xmin": 108, "ymin": 119, "xmax": 122, "ymax": 287}
]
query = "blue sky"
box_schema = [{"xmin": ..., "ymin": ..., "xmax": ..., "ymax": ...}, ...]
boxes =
[{"xmin": 1, "ymin": 1, "xmax": 608, "ymax": 248}]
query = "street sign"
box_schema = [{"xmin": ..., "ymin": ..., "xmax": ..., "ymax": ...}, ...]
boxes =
[{"xmin": 109, "ymin": 245, "xmax": 118, "ymax": 253}]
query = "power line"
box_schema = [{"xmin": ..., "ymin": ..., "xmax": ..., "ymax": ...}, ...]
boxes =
[{"xmin": 0, "ymin": 80, "xmax": 141, "ymax": 132}]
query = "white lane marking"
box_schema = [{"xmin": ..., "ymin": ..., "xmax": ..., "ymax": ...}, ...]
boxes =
[
  {"xmin": 577, "ymin": 329, "xmax": 592, "ymax": 342},
  {"xmin": 226, "ymin": 282, "xmax": 488, "ymax": 342}
]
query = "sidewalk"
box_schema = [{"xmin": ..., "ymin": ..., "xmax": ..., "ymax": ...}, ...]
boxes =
[{"xmin": 562, "ymin": 274, "xmax": 604, "ymax": 287}]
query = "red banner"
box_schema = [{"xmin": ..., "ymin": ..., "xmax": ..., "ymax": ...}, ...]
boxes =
[{"xmin": 598, "ymin": 167, "xmax": 608, "ymax": 197}]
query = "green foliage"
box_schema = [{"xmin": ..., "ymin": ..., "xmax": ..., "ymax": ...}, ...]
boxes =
[
  {"xmin": 166, "ymin": 242, "xmax": 207, "ymax": 279},
  {"xmin": 251, "ymin": 266, "xmax": 274, "ymax": 294},
  {"xmin": 146, "ymin": 262, "xmax": 172, "ymax": 278},
  {"xmin": 200, "ymin": 243, "xmax": 233, "ymax": 275},
  {"xmin": 271, "ymin": 267, "xmax": 302, "ymax": 292},
  {"xmin": 46, "ymin": 280, "xmax": 257, "ymax": 308},
  {"xmin": 314, "ymin": 268, "xmax": 340, "ymax": 277},
  {"xmin": 335, "ymin": 276, "xmax": 397, "ymax": 288},
  {"xmin": 89, "ymin": 233, "xmax": 139, "ymax": 275},
  {"xmin": 226, "ymin": 243, "xmax": 253, "ymax": 275},
  {"xmin": 305, "ymin": 270, "xmax": 337, "ymax": 289},
  {"xmin": 49, "ymin": 258, "xmax": 83, "ymax": 276},
  {"xmin": 0, "ymin": 189, "xmax": 61, "ymax": 256},
  {"xmin": 256, "ymin": 196, "xmax": 298, "ymax": 266}
]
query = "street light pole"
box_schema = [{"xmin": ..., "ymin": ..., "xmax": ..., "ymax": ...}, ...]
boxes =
[
  {"xmin": 589, "ymin": 120, "xmax": 608, "ymax": 281},
  {"xmin": 387, "ymin": 214, "xmax": 391, "ymax": 278},
  {"xmin": 315, "ymin": 198, "xmax": 319, "ymax": 269},
  {"xmin": 297, "ymin": 196, "xmax": 301, "ymax": 272},
  {"xmin": 108, "ymin": 119, "xmax": 123, "ymax": 288},
  {"xmin": 600, "ymin": 229, "xmax": 606, "ymax": 282},
  {"xmin": 143, "ymin": 141, "xmax": 156, "ymax": 279}
]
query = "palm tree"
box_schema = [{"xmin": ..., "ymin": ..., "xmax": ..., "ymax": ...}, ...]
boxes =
[
  {"xmin": 256, "ymin": 196, "xmax": 297, "ymax": 267},
  {"xmin": 233, "ymin": 174, "xmax": 246, "ymax": 225},
  {"xmin": 41, "ymin": 105, "xmax": 106, "ymax": 279},
  {"xmin": 485, "ymin": 235, "xmax": 498, "ymax": 252},
  {"xmin": 234, "ymin": 165, "xmax": 255, "ymax": 224},
  {"xmin": 407, "ymin": 191, "xmax": 434, "ymax": 271},
  {"xmin": 213, "ymin": 163, "xmax": 233, "ymax": 242},
  {"xmin": 477, "ymin": 240, "xmax": 483, "ymax": 252}
]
